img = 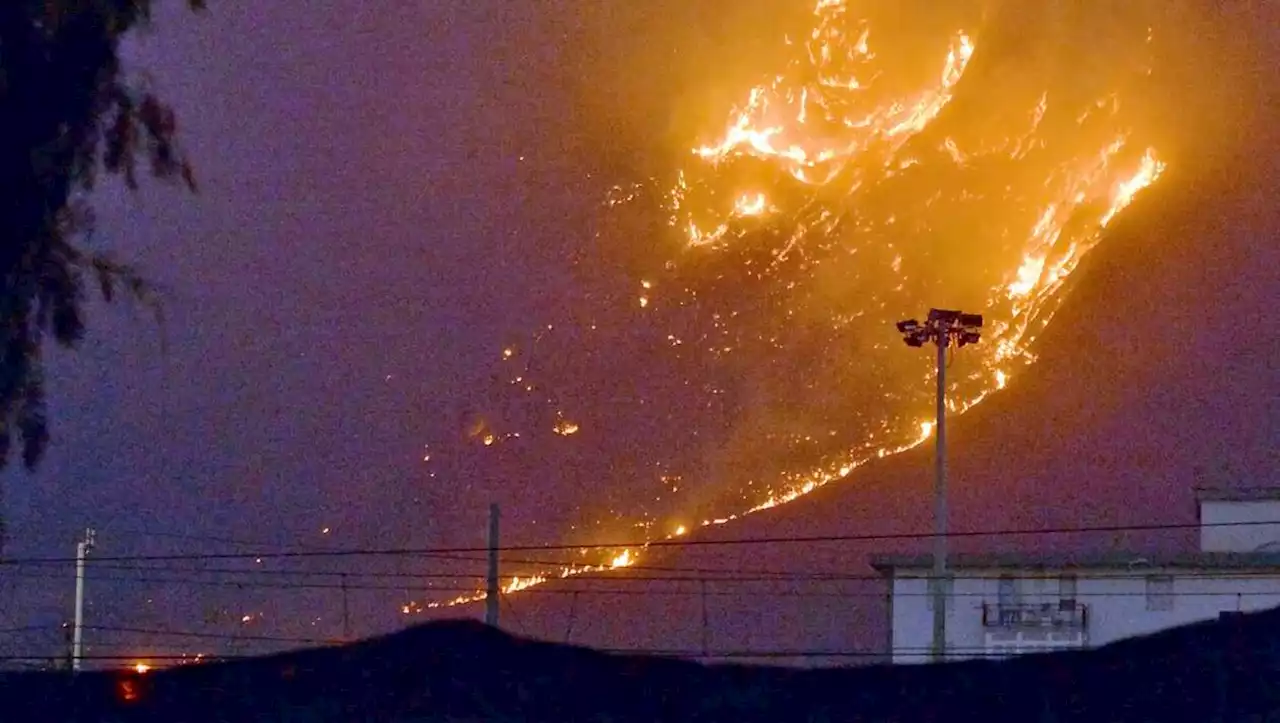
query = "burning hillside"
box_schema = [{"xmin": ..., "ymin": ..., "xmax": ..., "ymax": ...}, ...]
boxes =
[{"xmin": 405, "ymin": 0, "xmax": 1197, "ymax": 611}]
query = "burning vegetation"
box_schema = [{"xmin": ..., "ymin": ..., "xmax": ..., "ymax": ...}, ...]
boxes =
[{"xmin": 403, "ymin": 0, "xmax": 1213, "ymax": 612}]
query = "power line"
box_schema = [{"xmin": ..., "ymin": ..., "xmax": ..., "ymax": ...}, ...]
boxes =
[
  {"xmin": 0, "ymin": 647, "xmax": 968, "ymax": 662},
  {"xmin": 0, "ymin": 517, "xmax": 1259, "ymax": 566},
  {"xmin": 7, "ymin": 567, "xmax": 1280, "ymax": 599},
  {"xmin": 84, "ymin": 561, "xmax": 556, "ymax": 580},
  {"xmin": 0, "ymin": 628, "xmax": 1059, "ymax": 663},
  {"xmin": 106, "ymin": 528, "xmax": 324, "ymax": 551},
  {"xmin": 29, "ymin": 636, "xmax": 1273, "ymax": 662},
  {"xmin": 18, "ymin": 553, "xmax": 1280, "ymax": 586},
  {"xmin": 13, "ymin": 560, "xmax": 871, "ymax": 582},
  {"xmin": 0, "ymin": 625, "xmax": 51, "ymax": 636},
  {"xmin": 71, "ymin": 561, "xmax": 1280, "ymax": 584},
  {"xmin": 85, "ymin": 626, "xmax": 334, "ymax": 646}
]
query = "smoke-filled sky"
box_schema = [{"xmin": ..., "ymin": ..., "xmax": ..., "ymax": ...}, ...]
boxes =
[
  {"xmin": 0, "ymin": 0, "xmax": 1276, "ymax": 664},
  {"xmin": 456, "ymin": 0, "xmax": 1177, "ymax": 548}
]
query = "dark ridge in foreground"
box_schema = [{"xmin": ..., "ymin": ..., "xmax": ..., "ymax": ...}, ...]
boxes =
[{"xmin": 3, "ymin": 608, "xmax": 1278, "ymax": 722}]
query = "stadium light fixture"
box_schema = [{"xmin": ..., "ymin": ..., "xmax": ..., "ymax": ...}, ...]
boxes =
[{"xmin": 894, "ymin": 308, "xmax": 983, "ymax": 663}]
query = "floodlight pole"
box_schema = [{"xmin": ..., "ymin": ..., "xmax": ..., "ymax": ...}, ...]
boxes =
[
  {"xmin": 931, "ymin": 330, "xmax": 948, "ymax": 665},
  {"xmin": 895, "ymin": 309, "xmax": 983, "ymax": 664}
]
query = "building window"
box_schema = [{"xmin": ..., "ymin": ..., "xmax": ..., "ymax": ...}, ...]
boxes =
[
  {"xmin": 1145, "ymin": 575, "xmax": 1174, "ymax": 611},
  {"xmin": 1059, "ymin": 574, "xmax": 1077, "ymax": 605}
]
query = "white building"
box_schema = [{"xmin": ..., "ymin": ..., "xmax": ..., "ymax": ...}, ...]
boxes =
[{"xmin": 872, "ymin": 487, "xmax": 1280, "ymax": 664}]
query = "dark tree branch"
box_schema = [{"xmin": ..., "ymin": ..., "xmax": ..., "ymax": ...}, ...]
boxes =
[{"xmin": 0, "ymin": 1, "xmax": 205, "ymax": 472}]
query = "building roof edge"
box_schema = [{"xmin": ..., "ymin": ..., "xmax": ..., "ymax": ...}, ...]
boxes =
[{"xmin": 869, "ymin": 551, "xmax": 1280, "ymax": 573}]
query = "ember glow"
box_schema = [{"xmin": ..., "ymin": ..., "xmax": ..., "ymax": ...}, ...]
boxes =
[{"xmin": 407, "ymin": 0, "xmax": 1170, "ymax": 612}]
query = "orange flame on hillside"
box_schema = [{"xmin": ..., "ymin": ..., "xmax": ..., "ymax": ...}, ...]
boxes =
[{"xmin": 405, "ymin": 0, "xmax": 1166, "ymax": 612}]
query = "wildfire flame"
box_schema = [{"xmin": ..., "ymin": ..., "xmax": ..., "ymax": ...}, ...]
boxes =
[
  {"xmin": 402, "ymin": 545, "xmax": 642, "ymax": 612},
  {"xmin": 406, "ymin": 0, "xmax": 1167, "ymax": 613},
  {"xmin": 658, "ymin": 1, "xmax": 1165, "ymax": 519},
  {"xmin": 553, "ymin": 415, "xmax": 580, "ymax": 436}
]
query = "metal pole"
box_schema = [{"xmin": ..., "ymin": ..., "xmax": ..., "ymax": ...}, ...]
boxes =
[
  {"xmin": 341, "ymin": 573, "xmax": 351, "ymax": 641},
  {"xmin": 931, "ymin": 332, "xmax": 948, "ymax": 663},
  {"xmin": 485, "ymin": 504, "xmax": 500, "ymax": 627},
  {"xmin": 71, "ymin": 528, "xmax": 94, "ymax": 672},
  {"xmin": 898, "ymin": 310, "xmax": 980, "ymax": 664}
]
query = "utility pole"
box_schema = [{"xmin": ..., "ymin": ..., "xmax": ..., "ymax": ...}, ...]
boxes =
[
  {"xmin": 341, "ymin": 573, "xmax": 351, "ymax": 641},
  {"xmin": 71, "ymin": 528, "xmax": 96, "ymax": 672},
  {"xmin": 485, "ymin": 503, "xmax": 500, "ymax": 627},
  {"xmin": 60, "ymin": 622, "xmax": 72, "ymax": 671},
  {"xmin": 896, "ymin": 309, "xmax": 983, "ymax": 663}
]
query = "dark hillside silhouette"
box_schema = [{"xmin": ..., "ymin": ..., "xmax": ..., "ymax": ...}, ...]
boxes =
[{"xmin": 3, "ymin": 605, "xmax": 1278, "ymax": 722}]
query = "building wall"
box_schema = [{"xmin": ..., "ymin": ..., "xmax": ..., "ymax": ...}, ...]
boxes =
[
  {"xmin": 889, "ymin": 570, "xmax": 1280, "ymax": 664},
  {"xmin": 1199, "ymin": 500, "xmax": 1280, "ymax": 551}
]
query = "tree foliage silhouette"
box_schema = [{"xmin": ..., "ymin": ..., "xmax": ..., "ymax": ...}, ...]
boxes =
[{"xmin": 0, "ymin": 0, "xmax": 204, "ymax": 470}]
